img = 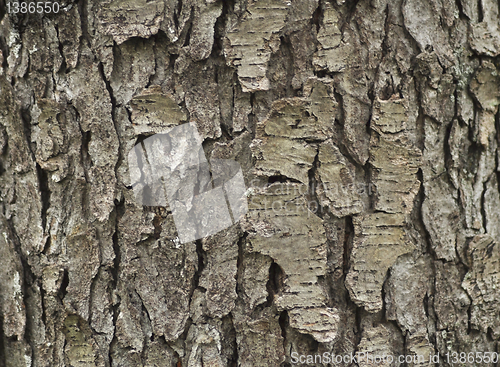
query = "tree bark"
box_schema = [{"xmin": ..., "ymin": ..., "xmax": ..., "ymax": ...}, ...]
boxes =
[{"xmin": 1, "ymin": 0, "xmax": 500, "ymax": 366}]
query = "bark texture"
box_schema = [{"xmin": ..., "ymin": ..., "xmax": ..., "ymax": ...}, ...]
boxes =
[{"xmin": 0, "ymin": 0, "xmax": 500, "ymax": 366}]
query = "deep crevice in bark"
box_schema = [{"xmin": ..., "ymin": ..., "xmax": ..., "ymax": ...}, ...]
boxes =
[
  {"xmin": 193, "ymin": 239, "xmax": 207, "ymax": 293},
  {"xmin": 307, "ymin": 149, "xmax": 323, "ymax": 218},
  {"xmin": 36, "ymin": 162, "xmax": 50, "ymax": 236},
  {"xmin": 342, "ymin": 215, "xmax": 354, "ymax": 275},
  {"xmin": 266, "ymin": 262, "xmax": 285, "ymax": 307}
]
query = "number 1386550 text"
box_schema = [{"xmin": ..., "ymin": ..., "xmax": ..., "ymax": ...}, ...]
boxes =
[{"xmin": 6, "ymin": 2, "xmax": 60, "ymax": 14}]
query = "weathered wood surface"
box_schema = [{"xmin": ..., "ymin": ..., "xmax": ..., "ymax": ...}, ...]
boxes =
[{"xmin": 0, "ymin": 0, "xmax": 500, "ymax": 365}]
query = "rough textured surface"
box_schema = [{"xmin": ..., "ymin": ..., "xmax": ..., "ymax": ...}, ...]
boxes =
[
  {"xmin": 1, "ymin": 0, "xmax": 500, "ymax": 365},
  {"xmin": 470, "ymin": 0, "xmax": 500, "ymax": 56},
  {"xmin": 224, "ymin": 0, "xmax": 290, "ymax": 92},
  {"xmin": 97, "ymin": 0, "xmax": 165, "ymax": 45},
  {"xmin": 346, "ymin": 213, "xmax": 416, "ymax": 312},
  {"xmin": 244, "ymin": 182, "xmax": 340, "ymax": 342},
  {"xmin": 462, "ymin": 235, "xmax": 500, "ymax": 338},
  {"xmin": 251, "ymin": 78, "xmax": 336, "ymax": 184}
]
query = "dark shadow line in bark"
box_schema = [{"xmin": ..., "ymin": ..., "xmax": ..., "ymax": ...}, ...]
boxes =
[
  {"xmin": 0, "ymin": 0, "xmax": 5, "ymax": 23},
  {"xmin": 454, "ymin": 0, "xmax": 465, "ymax": 19},
  {"xmin": 266, "ymin": 262, "xmax": 284, "ymax": 307},
  {"xmin": 340, "ymin": 0, "xmax": 362, "ymax": 28},
  {"xmin": 443, "ymin": 83, "xmax": 459, "ymax": 178},
  {"xmin": 182, "ymin": 10, "xmax": 194, "ymax": 48},
  {"xmin": 0, "ymin": 32, "xmax": 7, "ymax": 70},
  {"xmin": 192, "ymin": 239, "xmax": 207, "ymax": 294},
  {"xmin": 278, "ymin": 309, "xmax": 289, "ymax": 367},
  {"xmin": 76, "ymin": 0, "xmax": 91, "ymax": 48},
  {"xmin": 311, "ymin": 1, "xmax": 322, "ymax": 34},
  {"xmin": 53, "ymin": 23, "xmax": 68, "ymax": 74},
  {"xmin": 353, "ymin": 305, "xmax": 363, "ymax": 344},
  {"xmin": 235, "ymin": 233, "xmax": 245, "ymax": 295},
  {"xmin": 210, "ymin": 0, "xmax": 229, "ymax": 59},
  {"xmin": 174, "ymin": 0, "xmax": 182, "ymax": 30},
  {"xmin": 58, "ymin": 268, "xmax": 69, "ymax": 302},
  {"xmin": 480, "ymin": 176, "xmax": 490, "ymax": 233},
  {"xmin": 307, "ymin": 148, "xmax": 323, "ymax": 219},
  {"xmin": 108, "ymin": 215, "xmax": 121, "ymax": 367},
  {"xmin": 343, "ymin": 215, "xmax": 354, "ymax": 275},
  {"xmin": 478, "ymin": 0, "xmax": 484, "ymax": 22},
  {"xmin": 414, "ymin": 167, "xmax": 445, "ymax": 266},
  {"xmin": 36, "ymin": 162, "xmax": 50, "ymax": 238},
  {"xmin": 248, "ymin": 92, "xmax": 257, "ymax": 139},
  {"xmin": 222, "ymin": 312, "xmax": 238, "ymax": 367}
]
